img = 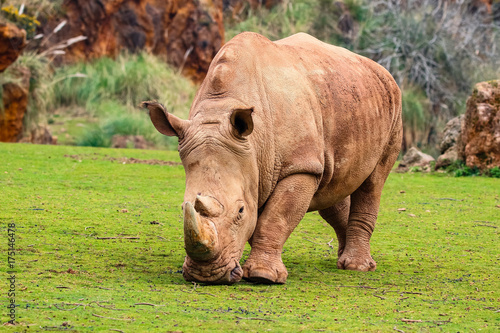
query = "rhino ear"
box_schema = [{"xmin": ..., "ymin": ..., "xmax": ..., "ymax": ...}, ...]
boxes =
[
  {"xmin": 142, "ymin": 101, "xmax": 188, "ymax": 138},
  {"xmin": 230, "ymin": 108, "xmax": 254, "ymax": 137}
]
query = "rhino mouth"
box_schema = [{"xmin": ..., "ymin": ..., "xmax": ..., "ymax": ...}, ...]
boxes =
[{"xmin": 182, "ymin": 256, "xmax": 243, "ymax": 284}]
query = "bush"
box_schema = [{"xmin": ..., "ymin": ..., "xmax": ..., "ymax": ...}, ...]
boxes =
[
  {"xmin": 1, "ymin": 5, "xmax": 40, "ymax": 38},
  {"xmin": 485, "ymin": 166, "xmax": 500, "ymax": 178}
]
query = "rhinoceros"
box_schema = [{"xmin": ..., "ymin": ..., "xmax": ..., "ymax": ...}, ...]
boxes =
[{"xmin": 143, "ymin": 32, "xmax": 402, "ymax": 284}]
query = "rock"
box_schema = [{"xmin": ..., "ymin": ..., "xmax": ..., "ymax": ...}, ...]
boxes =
[
  {"xmin": 0, "ymin": 22, "xmax": 26, "ymax": 72},
  {"xmin": 111, "ymin": 135, "xmax": 151, "ymax": 149},
  {"xmin": 397, "ymin": 147, "xmax": 435, "ymax": 172},
  {"xmin": 459, "ymin": 80, "xmax": 500, "ymax": 170},
  {"xmin": 41, "ymin": 0, "xmax": 224, "ymax": 83},
  {"xmin": 0, "ymin": 66, "xmax": 31, "ymax": 143},
  {"xmin": 439, "ymin": 115, "xmax": 464, "ymax": 154},
  {"xmin": 435, "ymin": 115, "xmax": 464, "ymax": 169},
  {"xmin": 18, "ymin": 125, "xmax": 57, "ymax": 145},
  {"xmin": 436, "ymin": 146, "xmax": 460, "ymax": 169}
]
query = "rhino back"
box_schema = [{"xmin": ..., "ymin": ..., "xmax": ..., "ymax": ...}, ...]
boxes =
[
  {"xmin": 272, "ymin": 33, "xmax": 401, "ymax": 205},
  {"xmin": 194, "ymin": 32, "xmax": 402, "ymax": 209}
]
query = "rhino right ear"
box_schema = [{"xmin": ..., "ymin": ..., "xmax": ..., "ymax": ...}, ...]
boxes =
[{"xmin": 142, "ymin": 101, "xmax": 188, "ymax": 138}]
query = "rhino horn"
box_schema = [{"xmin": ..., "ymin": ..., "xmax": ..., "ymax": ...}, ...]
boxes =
[
  {"xmin": 184, "ymin": 201, "xmax": 218, "ymax": 261},
  {"xmin": 194, "ymin": 195, "xmax": 223, "ymax": 217}
]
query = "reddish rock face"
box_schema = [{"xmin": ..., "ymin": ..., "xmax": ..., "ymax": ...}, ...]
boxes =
[
  {"xmin": 0, "ymin": 22, "xmax": 28, "ymax": 142},
  {"xmin": 42, "ymin": 0, "xmax": 224, "ymax": 83},
  {"xmin": 0, "ymin": 81, "xmax": 29, "ymax": 142},
  {"xmin": 0, "ymin": 22, "xmax": 26, "ymax": 73},
  {"xmin": 460, "ymin": 80, "xmax": 500, "ymax": 170}
]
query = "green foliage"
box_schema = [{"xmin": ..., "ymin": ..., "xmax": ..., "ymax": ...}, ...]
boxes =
[
  {"xmin": 485, "ymin": 166, "xmax": 500, "ymax": 178},
  {"xmin": 401, "ymin": 85, "xmax": 431, "ymax": 149},
  {"xmin": 51, "ymin": 52, "xmax": 196, "ymax": 148},
  {"xmin": 75, "ymin": 102, "xmax": 178, "ymax": 149},
  {"xmin": 444, "ymin": 160, "xmax": 480, "ymax": 177},
  {"xmin": 1, "ymin": 143, "xmax": 499, "ymax": 331},
  {"xmin": 442, "ymin": 161, "xmax": 500, "ymax": 178},
  {"xmin": 75, "ymin": 125, "xmax": 110, "ymax": 147},
  {"xmin": 53, "ymin": 52, "xmax": 195, "ymax": 119},
  {"xmin": 1, "ymin": 0, "xmax": 64, "ymax": 19},
  {"xmin": 225, "ymin": 0, "xmax": 316, "ymax": 41}
]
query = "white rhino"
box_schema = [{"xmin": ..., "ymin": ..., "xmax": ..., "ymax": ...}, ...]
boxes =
[{"xmin": 143, "ymin": 32, "xmax": 402, "ymax": 284}]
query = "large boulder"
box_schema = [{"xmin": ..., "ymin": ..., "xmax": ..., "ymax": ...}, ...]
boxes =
[
  {"xmin": 435, "ymin": 115, "xmax": 464, "ymax": 169},
  {"xmin": 40, "ymin": 0, "xmax": 224, "ymax": 83},
  {"xmin": 397, "ymin": 147, "xmax": 435, "ymax": 172},
  {"xmin": 459, "ymin": 80, "xmax": 500, "ymax": 170}
]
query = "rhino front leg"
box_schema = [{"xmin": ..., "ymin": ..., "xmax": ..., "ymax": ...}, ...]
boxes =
[{"xmin": 243, "ymin": 173, "xmax": 319, "ymax": 284}]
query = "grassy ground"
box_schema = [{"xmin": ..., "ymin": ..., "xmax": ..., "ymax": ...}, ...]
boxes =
[{"xmin": 1, "ymin": 143, "xmax": 499, "ymax": 332}]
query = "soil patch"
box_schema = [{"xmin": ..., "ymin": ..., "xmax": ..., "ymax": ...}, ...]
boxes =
[{"xmin": 64, "ymin": 153, "xmax": 181, "ymax": 166}]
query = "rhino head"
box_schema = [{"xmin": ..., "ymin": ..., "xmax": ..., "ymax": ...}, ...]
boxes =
[{"xmin": 143, "ymin": 101, "xmax": 258, "ymax": 284}]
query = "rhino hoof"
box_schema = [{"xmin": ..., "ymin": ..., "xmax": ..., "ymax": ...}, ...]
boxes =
[
  {"xmin": 243, "ymin": 267, "xmax": 286, "ymax": 284},
  {"xmin": 338, "ymin": 255, "xmax": 377, "ymax": 272}
]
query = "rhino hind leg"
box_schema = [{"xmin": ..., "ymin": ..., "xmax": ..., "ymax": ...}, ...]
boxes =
[
  {"xmin": 338, "ymin": 134, "xmax": 401, "ymax": 272},
  {"xmin": 319, "ymin": 196, "xmax": 350, "ymax": 258},
  {"xmin": 243, "ymin": 173, "xmax": 319, "ymax": 284}
]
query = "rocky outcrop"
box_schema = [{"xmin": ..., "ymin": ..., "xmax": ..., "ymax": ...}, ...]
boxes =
[
  {"xmin": 435, "ymin": 115, "xmax": 464, "ymax": 169},
  {"xmin": 0, "ymin": 23, "xmax": 31, "ymax": 142},
  {"xmin": 459, "ymin": 80, "xmax": 500, "ymax": 170},
  {"xmin": 0, "ymin": 66, "xmax": 30, "ymax": 142},
  {"xmin": 397, "ymin": 147, "xmax": 435, "ymax": 172},
  {"xmin": 0, "ymin": 22, "xmax": 26, "ymax": 72},
  {"xmin": 0, "ymin": 22, "xmax": 28, "ymax": 142},
  {"xmin": 40, "ymin": 0, "xmax": 224, "ymax": 83}
]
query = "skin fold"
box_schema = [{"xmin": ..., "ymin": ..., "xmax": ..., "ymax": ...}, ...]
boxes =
[{"xmin": 144, "ymin": 32, "xmax": 402, "ymax": 284}]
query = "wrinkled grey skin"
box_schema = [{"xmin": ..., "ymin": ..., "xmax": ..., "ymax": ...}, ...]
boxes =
[{"xmin": 144, "ymin": 32, "xmax": 402, "ymax": 284}]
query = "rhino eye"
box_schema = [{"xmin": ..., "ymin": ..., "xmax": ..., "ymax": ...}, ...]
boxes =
[{"xmin": 239, "ymin": 206, "xmax": 244, "ymax": 214}]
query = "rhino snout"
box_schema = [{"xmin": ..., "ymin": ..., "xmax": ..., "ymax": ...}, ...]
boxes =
[{"xmin": 182, "ymin": 258, "xmax": 243, "ymax": 284}]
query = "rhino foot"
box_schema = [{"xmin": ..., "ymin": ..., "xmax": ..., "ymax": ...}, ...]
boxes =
[
  {"xmin": 337, "ymin": 252, "xmax": 376, "ymax": 272},
  {"xmin": 242, "ymin": 259, "xmax": 288, "ymax": 284}
]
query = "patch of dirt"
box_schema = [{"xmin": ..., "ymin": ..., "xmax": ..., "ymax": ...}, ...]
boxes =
[{"xmin": 63, "ymin": 154, "xmax": 181, "ymax": 166}]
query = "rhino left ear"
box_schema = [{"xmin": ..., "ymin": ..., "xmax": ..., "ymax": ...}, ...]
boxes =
[
  {"xmin": 230, "ymin": 108, "xmax": 254, "ymax": 137},
  {"xmin": 142, "ymin": 101, "xmax": 188, "ymax": 138}
]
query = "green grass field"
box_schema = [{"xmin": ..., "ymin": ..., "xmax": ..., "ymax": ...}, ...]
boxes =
[{"xmin": 1, "ymin": 143, "xmax": 499, "ymax": 332}]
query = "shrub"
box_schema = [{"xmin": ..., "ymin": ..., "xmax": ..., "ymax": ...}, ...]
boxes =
[
  {"xmin": 485, "ymin": 166, "xmax": 500, "ymax": 178},
  {"xmin": 445, "ymin": 160, "xmax": 480, "ymax": 177},
  {"xmin": 356, "ymin": 0, "xmax": 500, "ymax": 115},
  {"xmin": 1, "ymin": 5, "xmax": 40, "ymax": 38}
]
